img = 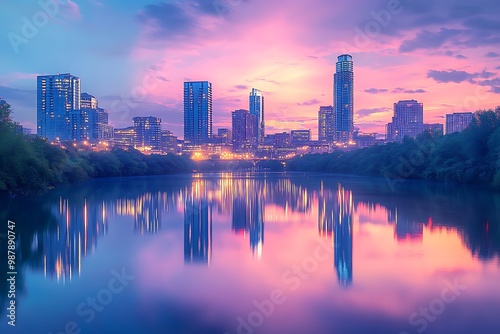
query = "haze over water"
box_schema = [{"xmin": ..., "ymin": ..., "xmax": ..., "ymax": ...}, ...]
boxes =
[{"xmin": 1, "ymin": 173, "xmax": 500, "ymax": 334}]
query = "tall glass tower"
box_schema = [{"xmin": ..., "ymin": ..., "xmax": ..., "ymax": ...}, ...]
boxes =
[
  {"xmin": 37, "ymin": 73, "xmax": 81, "ymax": 141},
  {"xmin": 183, "ymin": 81, "xmax": 213, "ymax": 144},
  {"xmin": 333, "ymin": 55, "xmax": 354, "ymax": 143},
  {"xmin": 249, "ymin": 88, "xmax": 264, "ymax": 145}
]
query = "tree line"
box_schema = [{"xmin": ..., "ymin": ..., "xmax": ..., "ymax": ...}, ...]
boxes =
[
  {"xmin": 287, "ymin": 107, "xmax": 500, "ymax": 189},
  {"xmin": 0, "ymin": 102, "xmax": 193, "ymax": 195}
]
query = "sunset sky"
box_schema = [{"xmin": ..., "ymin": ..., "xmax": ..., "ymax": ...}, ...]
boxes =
[{"xmin": 0, "ymin": 0, "xmax": 499, "ymax": 139}]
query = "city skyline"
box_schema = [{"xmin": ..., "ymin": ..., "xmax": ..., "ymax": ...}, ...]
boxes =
[{"xmin": 1, "ymin": 1, "xmax": 499, "ymax": 140}]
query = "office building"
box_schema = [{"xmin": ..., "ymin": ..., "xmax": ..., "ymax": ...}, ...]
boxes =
[
  {"xmin": 250, "ymin": 88, "xmax": 265, "ymax": 144},
  {"xmin": 113, "ymin": 127, "xmax": 136, "ymax": 148},
  {"xmin": 162, "ymin": 130, "xmax": 179, "ymax": 154},
  {"xmin": 232, "ymin": 109, "xmax": 257, "ymax": 150},
  {"xmin": 423, "ymin": 123, "xmax": 444, "ymax": 136},
  {"xmin": 37, "ymin": 73, "xmax": 81, "ymax": 141},
  {"xmin": 446, "ymin": 112, "xmax": 474, "ymax": 134},
  {"xmin": 133, "ymin": 116, "xmax": 162, "ymax": 151},
  {"xmin": 386, "ymin": 100, "xmax": 424, "ymax": 142},
  {"xmin": 333, "ymin": 55, "xmax": 354, "ymax": 143},
  {"xmin": 291, "ymin": 130, "xmax": 311, "ymax": 145},
  {"xmin": 318, "ymin": 106, "xmax": 334, "ymax": 142},
  {"xmin": 184, "ymin": 81, "xmax": 213, "ymax": 144},
  {"xmin": 70, "ymin": 93, "xmax": 113, "ymax": 142}
]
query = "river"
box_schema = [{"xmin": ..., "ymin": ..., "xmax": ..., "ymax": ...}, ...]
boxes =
[{"xmin": 1, "ymin": 172, "xmax": 499, "ymax": 334}]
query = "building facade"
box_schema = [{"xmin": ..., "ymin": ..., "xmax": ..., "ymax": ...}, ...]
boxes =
[
  {"xmin": 232, "ymin": 109, "xmax": 257, "ymax": 150},
  {"xmin": 184, "ymin": 81, "xmax": 213, "ymax": 144},
  {"xmin": 334, "ymin": 55, "xmax": 354, "ymax": 143},
  {"xmin": 37, "ymin": 73, "xmax": 81, "ymax": 141},
  {"xmin": 386, "ymin": 100, "xmax": 424, "ymax": 142},
  {"xmin": 249, "ymin": 88, "xmax": 265, "ymax": 145},
  {"xmin": 291, "ymin": 130, "xmax": 311, "ymax": 145},
  {"xmin": 423, "ymin": 123, "xmax": 444, "ymax": 136},
  {"xmin": 318, "ymin": 106, "xmax": 334, "ymax": 142},
  {"xmin": 133, "ymin": 116, "xmax": 162, "ymax": 151},
  {"xmin": 446, "ymin": 112, "xmax": 474, "ymax": 134}
]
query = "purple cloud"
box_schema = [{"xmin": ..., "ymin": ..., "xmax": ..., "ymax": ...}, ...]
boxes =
[
  {"xmin": 364, "ymin": 88, "xmax": 388, "ymax": 94},
  {"xmin": 357, "ymin": 107, "xmax": 390, "ymax": 118},
  {"xmin": 485, "ymin": 52, "xmax": 500, "ymax": 58},
  {"xmin": 297, "ymin": 99, "xmax": 320, "ymax": 106},
  {"xmin": 399, "ymin": 28, "xmax": 462, "ymax": 53},
  {"xmin": 392, "ymin": 88, "xmax": 426, "ymax": 94},
  {"xmin": 427, "ymin": 69, "xmax": 495, "ymax": 83}
]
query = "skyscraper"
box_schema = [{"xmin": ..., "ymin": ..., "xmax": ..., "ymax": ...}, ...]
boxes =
[
  {"xmin": 446, "ymin": 112, "xmax": 474, "ymax": 134},
  {"xmin": 232, "ymin": 109, "xmax": 257, "ymax": 150},
  {"xmin": 318, "ymin": 106, "xmax": 334, "ymax": 142},
  {"xmin": 37, "ymin": 73, "xmax": 81, "ymax": 141},
  {"xmin": 184, "ymin": 81, "xmax": 213, "ymax": 144},
  {"xmin": 333, "ymin": 55, "xmax": 354, "ymax": 143},
  {"xmin": 133, "ymin": 116, "xmax": 162, "ymax": 151},
  {"xmin": 249, "ymin": 88, "xmax": 265, "ymax": 144},
  {"xmin": 70, "ymin": 93, "xmax": 113, "ymax": 141},
  {"xmin": 386, "ymin": 100, "xmax": 424, "ymax": 142}
]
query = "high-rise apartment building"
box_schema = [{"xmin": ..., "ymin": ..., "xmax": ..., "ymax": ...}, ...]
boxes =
[
  {"xmin": 70, "ymin": 93, "xmax": 113, "ymax": 141},
  {"xmin": 386, "ymin": 100, "xmax": 424, "ymax": 142},
  {"xmin": 232, "ymin": 109, "xmax": 257, "ymax": 150},
  {"xmin": 446, "ymin": 112, "xmax": 474, "ymax": 134},
  {"xmin": 249, "ymin": 88, "xmax": 265, "ymax": 145},
  {"xmin": 184, "ymin": 81, "xmax": 213, "ymax": 144},
  {"xmin": 318, "ymin": 106, "xmax": 334, "ymax": 142},
  {"xmin": 334, "ymin": 55, "xmax": 354, "ymax": 143},
  {"xmin": 37, "ymin": 73, "xmax": 81, "ymax": 141},
  {"xmin": 133, "ymin": 116, "xmax": 162, "ymax": 151}
]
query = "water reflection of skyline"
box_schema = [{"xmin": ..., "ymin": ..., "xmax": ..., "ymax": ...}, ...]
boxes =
[{"xmin": 18, "ymin": 174, "xmax": 500, "ymax": 286}]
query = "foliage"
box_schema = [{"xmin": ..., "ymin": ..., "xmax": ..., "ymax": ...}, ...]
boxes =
[
  {"xmin": 0, "ymin": 102, "xmax": 194, "ymax": 195},
  {"xmin": 287, "ymin": 107, "xmax": 500, "ymax": 189}
]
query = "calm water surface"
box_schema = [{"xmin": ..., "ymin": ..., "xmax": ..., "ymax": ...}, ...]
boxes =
[{"xmin": 1, "ymin": 173, "xmax": 500, "ymax": 334}]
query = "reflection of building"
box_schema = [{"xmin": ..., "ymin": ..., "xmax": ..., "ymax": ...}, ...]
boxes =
[
  {"xmin": 232, "ymin": 193, "xmax": 265, "ymax": 257},
  {"xmin": 334, "ymin": 55, "xmax": 354, "ymax": 143},
  {"xmin": 388, "ymin": 208, "xmax": 423, "ymax": 242},
  {"xmin": 334, "ymin": 185, "xmax": 353, "ymax": 287},
  {"xmin": 184, "ymin": 198, "xmax": 212, "ymax": 264},
  {"xmin": 134, "ymin": 193, "xmax": 162, "ymax": 234},
  {"xmin": 318, "ymin": 184, "xmax": 335, "ymax": 237},
  {"xmin": 39, "ymin": 198, "xmax": 107, "ymax": 282}
]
